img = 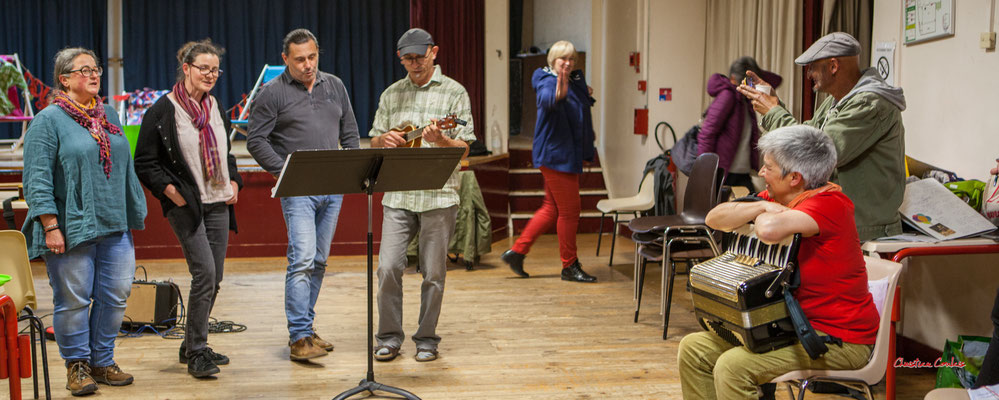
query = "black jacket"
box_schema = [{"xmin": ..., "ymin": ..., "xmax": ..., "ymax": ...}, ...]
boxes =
[{"xmin": 134, "ymin": 95, "xmax": 243, "ymax": 233}]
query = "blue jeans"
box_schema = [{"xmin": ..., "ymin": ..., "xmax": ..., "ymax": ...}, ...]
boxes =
[
  {"xmin": 280, "ymin": 194, "xmax": 343, "ymax": 342},
  {"xmin": 43, "ymin": 231, "xmax": 135, "ymax": 367}
]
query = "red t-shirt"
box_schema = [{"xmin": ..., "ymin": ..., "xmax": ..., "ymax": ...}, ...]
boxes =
[{"xmin": 759, "ymin": 190, "xmax": 879, "ymax": 345}]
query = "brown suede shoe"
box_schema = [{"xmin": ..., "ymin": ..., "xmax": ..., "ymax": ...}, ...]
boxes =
[
  {"xmin": 312, "ymin": 332, "xmax": 334, "ymax": 352},
  {"xmin": 289, "ymin": 336, "xmax": 327, "ymax": 361},
  {"xmin": 66, "ymin": 361, "xmax": 98, "ymax": 396},
  {"xmin": 91, "ymin": 363, "xmax": 134, "ymax": 386}
]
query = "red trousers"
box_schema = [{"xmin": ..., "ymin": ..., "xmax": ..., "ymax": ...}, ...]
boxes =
[{"xmin": 512, "ymin": 166, "xmax": 580, "ymax": 268}]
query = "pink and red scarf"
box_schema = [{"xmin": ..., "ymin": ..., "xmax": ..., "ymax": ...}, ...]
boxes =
[
  {"xmin": 52, "ymin": 92, "xmax": 121, "ymax": 178},
  {"xmin": 172, "ymin": 81, "xmax": 224, "ymax": 185}
]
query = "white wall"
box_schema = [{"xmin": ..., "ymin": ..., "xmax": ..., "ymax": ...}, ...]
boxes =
[
  {"xmin": 593, "ymin": 0, "xmax": 706, "ymax": 198},
  {"xmin": 874, "ymin": 0, "xmax": 999, "ymax": 180},
  {"xmin": 534, "ymin": 0, "xmax": 592, "ymax": 54},
  {"xmin": 484, "ymin": 0, "xmax": 510, "ymax": 153},
  {"xmin": 873, "ymin": 0, "xmax": 999, "ymax": 351}
]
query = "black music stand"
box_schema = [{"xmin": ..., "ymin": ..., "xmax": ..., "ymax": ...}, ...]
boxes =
[{"xmin": 273, "ymin": 147, "xmax": 465, "ymax": 400}]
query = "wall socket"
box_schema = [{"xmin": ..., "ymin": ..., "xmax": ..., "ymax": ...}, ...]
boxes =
[{"xmin": 982, "ymin": 32, "xmax": 997, "ymax": 50}]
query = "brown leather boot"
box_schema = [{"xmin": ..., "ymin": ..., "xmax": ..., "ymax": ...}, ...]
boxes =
[
  {"xmin": 289, "ymin": 336, "xmax": 327, "ymax": 361},
  {"xmin": 311, "ymin": 332, "xmax": 334, "ymax": 352},
  {"xmin": 91, "ymin": 363, "xmax": 134, "ymax": 386},
  {"xmin": 66, "ymin": 361, "xmax": 98, "ymax": 396}
]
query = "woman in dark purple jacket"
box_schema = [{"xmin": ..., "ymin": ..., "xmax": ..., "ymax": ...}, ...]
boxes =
[{"xmin": 698, "ymin": 57, "xmax": 781, "ymax": 194}]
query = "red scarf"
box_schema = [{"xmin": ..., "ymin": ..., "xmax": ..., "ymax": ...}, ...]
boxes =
[
  {"xmin": 172, "ymin": 81, "xmax": 224, "ymax": 185},
  {"xmin": 52, "ymin": 92, "xmax": 121, "ymax": 178}
]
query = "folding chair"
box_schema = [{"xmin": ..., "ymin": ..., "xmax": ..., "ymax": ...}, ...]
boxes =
[
  {"xmin": 0, "ymin": 54, "xmax": 35, "ymax": 153},
  {"xmin": 229, "ymin": 65, "xmax": 286, "ymax": 141}
]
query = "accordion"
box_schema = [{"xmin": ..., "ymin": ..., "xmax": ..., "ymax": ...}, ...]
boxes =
[{"xmin": 688, "ymin": 226, "xmax": 801, "ymax": 353}]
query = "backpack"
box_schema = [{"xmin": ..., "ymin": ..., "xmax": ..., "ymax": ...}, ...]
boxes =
[{"xmin": 672, "ymin": 125, "xmax": 700, "ymax": 175}]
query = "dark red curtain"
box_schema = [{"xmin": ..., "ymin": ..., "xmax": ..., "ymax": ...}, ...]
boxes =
[{"xmin": 410, "ymin": 0, "xmax": 485, "ymax": 141}]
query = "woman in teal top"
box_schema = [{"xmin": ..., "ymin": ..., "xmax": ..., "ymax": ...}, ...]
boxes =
[{"xmin": 22, "ymin": 47, "xmax": 146, "ymax": 397}]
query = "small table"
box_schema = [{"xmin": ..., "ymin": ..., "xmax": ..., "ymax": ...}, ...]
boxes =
[{"xmin": 861, "ymin": 237, "xmax": 999, "ymax": 400}]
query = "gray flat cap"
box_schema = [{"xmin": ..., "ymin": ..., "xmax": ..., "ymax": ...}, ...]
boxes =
[
  {"xmin": 794, "ymin": 32, "xmax": 861, "ymax": 65},
  {"xmin": 398, "ymin": 28, "xmax": 434, "ymax": 56}
]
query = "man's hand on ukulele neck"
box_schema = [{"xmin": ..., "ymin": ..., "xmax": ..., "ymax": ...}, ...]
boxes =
[{"xmin": 422, "ymin": 119, "xmax": 445, "ymax": 144}]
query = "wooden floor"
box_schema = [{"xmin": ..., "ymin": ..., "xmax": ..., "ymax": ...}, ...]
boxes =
[{"xmin": 12, "ymin": 234, "xmax": 937, "ymax": 399}]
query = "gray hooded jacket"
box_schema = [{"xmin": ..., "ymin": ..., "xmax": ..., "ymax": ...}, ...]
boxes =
[{"xmin": 762, "ymin": 68, "xmax": 907, "ymax": 241}]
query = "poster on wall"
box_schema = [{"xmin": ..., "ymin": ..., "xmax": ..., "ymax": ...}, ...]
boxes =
[{"xmin": 903, "ymin": 0, "xmax": 955, "ymax": 45}]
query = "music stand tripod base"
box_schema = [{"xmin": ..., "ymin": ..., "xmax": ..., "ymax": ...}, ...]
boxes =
[{"xmin": 333, "ymin": 379, "xmax": 420, "ymax": 400}]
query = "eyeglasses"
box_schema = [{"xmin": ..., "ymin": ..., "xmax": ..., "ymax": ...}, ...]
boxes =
[
  {"xmin": 401, "ymin": 55, "xmax": 427, "ymax": 65},
  {"xmin": 65, "ymin": 66, "xmax": 103, "ymax": 78},
  {"xmin": 189, "ymin": 63, "xmax": 223, "ymax": 77}
]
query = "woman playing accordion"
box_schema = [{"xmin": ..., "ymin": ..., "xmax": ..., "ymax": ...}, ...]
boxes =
[{"xmin": 677, "ymin": 125, "xmax": 880, "ymax": 400}]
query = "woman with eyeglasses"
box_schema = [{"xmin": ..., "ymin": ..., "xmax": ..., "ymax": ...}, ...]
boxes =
[
  {"xmin": 22, "ymin": 47, "xmax": 147, "ymax": 396},
  {"xmin": 133, "ymin": 39, "xmax": 241, "ymax": 378}
]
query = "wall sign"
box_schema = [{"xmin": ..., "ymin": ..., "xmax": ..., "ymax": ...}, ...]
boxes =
[
  {"xmin": 904, "ymin": 0, "xmax": 955, "ymax": 45},
  {"xmin": 873, "ymin": 42, "xmax": 896, "ymax": 86}
]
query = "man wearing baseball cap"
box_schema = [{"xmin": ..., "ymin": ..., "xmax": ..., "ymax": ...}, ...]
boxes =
[
  {"xmin": 738, "ymin": 32, "xmax": 907, "ymax": 242},
  {"xmin": 369, "ymin": 28, "xmax": 475, "ymax": 363}
]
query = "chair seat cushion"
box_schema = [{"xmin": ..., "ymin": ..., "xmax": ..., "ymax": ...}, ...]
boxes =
[{"xmin": 596, "ymin": 197, "xmax": 654, "ymax": 213}]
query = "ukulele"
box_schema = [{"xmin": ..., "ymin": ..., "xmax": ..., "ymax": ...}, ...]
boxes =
[{"xmin": 389, "ymin": 114, "xmax": 468, "ymax": 148}]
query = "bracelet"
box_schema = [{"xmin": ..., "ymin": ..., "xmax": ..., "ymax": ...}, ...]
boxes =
[{"xmin": 44, "ymin": 223, "xmax": 59, "ymax": 232}]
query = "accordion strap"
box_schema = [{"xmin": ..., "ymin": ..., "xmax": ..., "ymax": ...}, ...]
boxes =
[{"xmin": 783, "ymin": 266, "xmax": 843, "ymax": 360}]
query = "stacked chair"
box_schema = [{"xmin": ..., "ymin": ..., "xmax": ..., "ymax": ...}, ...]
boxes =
[{"xmin": 628, "ymin": 153, "xmax": 723, "ymax": 340}]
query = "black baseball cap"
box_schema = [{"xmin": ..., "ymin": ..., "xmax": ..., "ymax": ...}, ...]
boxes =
[{"xmin": 397, "ymin": 28, "xmax": 434, "ymax": 56}]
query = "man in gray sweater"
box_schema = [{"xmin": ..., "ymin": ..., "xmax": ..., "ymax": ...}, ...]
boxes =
[{"xmin": 247, "ymin": 28, "xmax": 360, "ymax": 362}]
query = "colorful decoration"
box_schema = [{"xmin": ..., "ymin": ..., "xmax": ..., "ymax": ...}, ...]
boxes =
[
  {"xmin": 120, "ymin": 88, "xmax": 169, "ymax": 125},
  {"xmin": 911, "ymin": 213, "xmax": 932, "ymax": 224}
]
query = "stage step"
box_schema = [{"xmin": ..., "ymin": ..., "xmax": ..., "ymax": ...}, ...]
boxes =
[{"xmin": 505, "ymin": 149, "xmax": 610, "ymax": 234}]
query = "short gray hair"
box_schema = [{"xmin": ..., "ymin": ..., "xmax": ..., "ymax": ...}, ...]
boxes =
[
  {"xmin": 283, "ymin": 28, "xmax": 318, "ymax": 55},
  {"xmin": 757, "ymin": 125, "xmax": 837, "ymax": 190},
  {"xmin": 53, "ymin": 47, "xmax": 97, "ymax": 91}
]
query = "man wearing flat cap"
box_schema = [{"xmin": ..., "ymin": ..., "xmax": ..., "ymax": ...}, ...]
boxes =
[
  {"xmin": 369, "ymin": 27, "xmax": 474, "ymax": 363},
  {"xmin": 738, "ymin": 32, "xmax": 906, "ymax": 242}
]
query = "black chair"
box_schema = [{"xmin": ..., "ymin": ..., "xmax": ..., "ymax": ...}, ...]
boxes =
[{"xmin": 628, "ymin": 153, "xmax": 722, "ymax": 339}]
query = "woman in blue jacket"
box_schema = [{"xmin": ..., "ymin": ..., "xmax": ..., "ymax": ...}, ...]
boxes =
[
  {"xmin": 22, "ymin": 47, "xmax": 146, "ymax": 396},
  {"xmin": 502, "ymin": 40, "xmax": 597, "ymax": 283}
]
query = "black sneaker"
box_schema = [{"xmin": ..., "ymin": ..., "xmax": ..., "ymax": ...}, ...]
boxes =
[
  {"xmin": 180, "ymin": 345, "xmax": 230, "ymax": 365},
  {"xmin": 561, "ymin": 260, "xmax": 597, "ymax": 283},
  {"xmin": 501, "ymin": 249, "xmax": 529, "ymax": 278},
  {"xmin": 187, "ymin": 350, "xmax": 220, "ymax": 378}
]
